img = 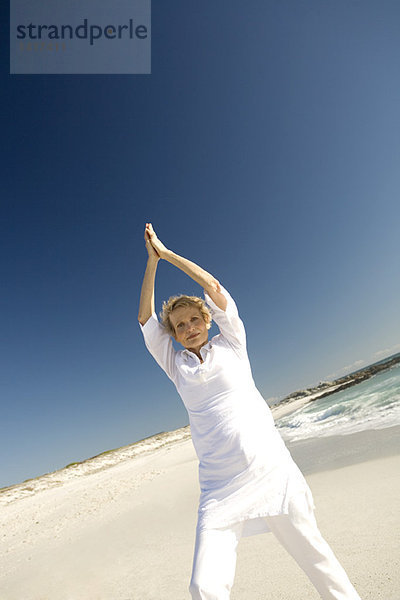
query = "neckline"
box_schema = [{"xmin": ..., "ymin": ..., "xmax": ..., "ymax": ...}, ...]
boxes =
[{"xmin": 183, "ymin": 340, "xmax": 212, "ymax": 361}]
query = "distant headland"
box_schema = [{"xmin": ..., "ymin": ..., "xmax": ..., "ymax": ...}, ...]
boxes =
[{"xmin": 275, "ymin": 352, "xmax": 400, "ymax": 410}]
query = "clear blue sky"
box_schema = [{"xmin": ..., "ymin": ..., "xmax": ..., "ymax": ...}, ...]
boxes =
[{"xmin": 1, "ymin": 1, "xmax": 400, "ymax": 488}]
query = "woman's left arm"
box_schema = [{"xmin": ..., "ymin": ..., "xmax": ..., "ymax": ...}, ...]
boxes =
[{"xmin": 145, "ymin": 223, "xmax": 227, "ymax": 311}]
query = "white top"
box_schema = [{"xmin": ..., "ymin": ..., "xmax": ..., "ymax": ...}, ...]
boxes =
[{"xmin": 140, "ymin": 286, "xmax": 314, "ymax": 536}]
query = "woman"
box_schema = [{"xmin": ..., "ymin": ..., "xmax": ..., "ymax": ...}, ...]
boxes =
[{"xmin": 138, "ymin": 223, "xmax": 361, "ymax": 600}]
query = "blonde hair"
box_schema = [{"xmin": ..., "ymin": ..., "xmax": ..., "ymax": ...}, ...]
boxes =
[{"xmin": 161, "ymin": 295, "xmax": 212, "ymax": 336}]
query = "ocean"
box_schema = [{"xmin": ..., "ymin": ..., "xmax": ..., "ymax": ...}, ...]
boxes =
[{"xmin": 275, "ymin": 363, "xmax": 400, "ymax": 442}]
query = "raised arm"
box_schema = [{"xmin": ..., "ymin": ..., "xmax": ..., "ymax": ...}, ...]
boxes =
[
  {"xmin": 138, "ymin": 226, "xmax": 160, "ymax": 325},
  {"xmin": 145, "ymin": 223, "xmax": 227, "ymax": 311}
]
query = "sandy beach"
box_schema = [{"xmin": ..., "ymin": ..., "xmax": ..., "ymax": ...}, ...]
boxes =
[{"xmin": 1, "ymin": 425, "xmax": 399, "ymax": 600}]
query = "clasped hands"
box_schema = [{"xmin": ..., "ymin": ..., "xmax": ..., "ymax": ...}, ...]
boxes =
[{"xmin": 144, "ymin": 223, "xmax": 169, "ymax": 260}]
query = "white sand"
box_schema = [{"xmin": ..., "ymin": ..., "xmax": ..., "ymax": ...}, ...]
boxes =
[
  {"xmin": 1, "ymin": 429, "xmax": 399, "ymax": 600},
  {"xmin": 269, "ymin": 383, "xmax": 345, "ymax": 420}
]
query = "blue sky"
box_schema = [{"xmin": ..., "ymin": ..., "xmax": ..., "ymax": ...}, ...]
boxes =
[{"xmin": 1, "ymin": 0, "xmax": 400, "ymax": 488}]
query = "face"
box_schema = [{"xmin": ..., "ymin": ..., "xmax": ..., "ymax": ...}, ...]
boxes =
[{"xmin": 169, "ymin": 305, "xmax": 209, "ymax": 353}]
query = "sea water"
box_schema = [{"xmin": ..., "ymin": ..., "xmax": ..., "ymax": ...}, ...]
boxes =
[{"xmin": 276, "ymin": 364, "xmax": 400, "ymax": 442}]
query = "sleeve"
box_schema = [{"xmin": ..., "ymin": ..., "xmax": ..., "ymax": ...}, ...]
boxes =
[
  {"xmin": 139, "ymin": 313, "xmax": 177, "ymax": 382},
  {"xmin": 204, "ymin": 285, "xmax": 247, "ymax": 352}
]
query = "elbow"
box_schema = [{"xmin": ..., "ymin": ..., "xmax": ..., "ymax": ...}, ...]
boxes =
[{"xmin": 205, "ymin": 277, "xmax": 221, "ymax": 293}]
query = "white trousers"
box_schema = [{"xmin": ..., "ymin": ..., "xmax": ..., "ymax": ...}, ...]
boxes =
[{"xmin": 189, "ymin": 493, "xmax": 361, "ymax": 600}]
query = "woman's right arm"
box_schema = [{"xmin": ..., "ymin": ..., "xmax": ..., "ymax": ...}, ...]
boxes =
[{"xmin": 138, "ymin": 227, "xmax": 160, "ymax": 325}]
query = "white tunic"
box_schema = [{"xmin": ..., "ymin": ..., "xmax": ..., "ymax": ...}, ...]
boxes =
[{"xmin": 140, "ymin": 286, "xmax": 314, "ymax": 537}]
